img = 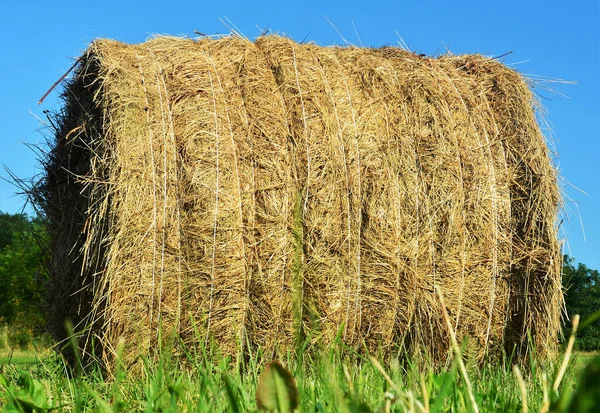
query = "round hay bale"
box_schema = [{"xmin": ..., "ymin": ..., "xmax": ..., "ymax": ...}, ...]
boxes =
[{"xmin": 40, "ymin": 35, "xmax": 562, "ymax": 370}]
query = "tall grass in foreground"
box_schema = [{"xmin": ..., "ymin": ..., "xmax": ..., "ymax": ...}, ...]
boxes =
[{"xmin": 0, "ymin": 315, "xmax": 598, "ymax": 413}]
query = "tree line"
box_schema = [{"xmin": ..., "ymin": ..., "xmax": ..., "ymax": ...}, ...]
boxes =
[
  {"xmin": 0, "ymin": 212, "xmax": 47, "ymax": 330},
  {"xmin": 562, "ymin": 255, "xmax": 600, "ymax": 350},
  {"xmin": 0, "ymin": 211, "xmax": 598, "ymax": 350}
]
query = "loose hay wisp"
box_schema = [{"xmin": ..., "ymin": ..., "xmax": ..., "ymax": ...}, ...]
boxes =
[{"xmin": 41, "ymin": 35, "xmax": 562, "ymax": 370}]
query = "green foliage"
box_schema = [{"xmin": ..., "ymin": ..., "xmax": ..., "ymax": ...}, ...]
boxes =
[
  {"xmin": 549, "ymin": 354, "xmax": 600, "ymax": 413},
  {"xmin": 0, "ymin": 212, "xmax": 48, "ymax": 341},
  {"xmin": 6, "ymin": 328, "xmax": 33, "ymax": 350},
  {"xmin": 562, "ymin": 255, "xmax": 600, "ymax": 350},
  {"xmin": 566, "ymin": 354, "xmax": 600, "ymax": 413},
  {"xmin": 0, "ymin": 372, "xmax": 57, "ymax": 413},
  {"xmin": 0, "ymin": 213, "xmax": 31, "ymax": 251},
  {"xmin": 1, "ymin": 334, "xmax": 598, "ymax": 413},
  {"xmin": 0, "ymin": 326, "xmax": 7, "ymax": 350},
  {"xmin": 256, "ymin": 361, "xmax": 299, "ymax": 412}
]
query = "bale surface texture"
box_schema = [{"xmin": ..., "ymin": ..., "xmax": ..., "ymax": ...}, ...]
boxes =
[{"xmin": 43, "ymin": 36, "xmax": 562, "ymax": 369}]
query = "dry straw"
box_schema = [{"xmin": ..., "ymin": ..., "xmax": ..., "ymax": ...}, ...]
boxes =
[{"xmin": 40, "ymin": 35, "xmax": 562, "ymax": 371}]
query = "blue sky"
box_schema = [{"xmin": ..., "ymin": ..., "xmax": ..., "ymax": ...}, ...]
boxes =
[{"xmin": 1, "ymin": 0, "xmax": 598, "ymax": 269}]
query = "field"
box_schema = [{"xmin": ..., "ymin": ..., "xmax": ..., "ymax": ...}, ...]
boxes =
[{"xmin": 1, "ymin": 326, "xmax": 598, "ymax": 412}]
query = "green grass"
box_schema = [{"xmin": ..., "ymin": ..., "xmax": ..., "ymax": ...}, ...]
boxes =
[
  {"xmin": 572, "ymin": 351, "xmax": 597, "ymax": 371},
  {"xmin": 0, "ymin": 316, "xmax": 598, "ymax": 412},
  {"xmin": 0, "ymin": 349, "xmax": 41, "ymax": 365},
  {"xmin": 1, "ymin": 335, "xmax": 598, "ymax": 413}
]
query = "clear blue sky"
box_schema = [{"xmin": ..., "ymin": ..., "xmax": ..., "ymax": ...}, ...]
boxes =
[{"xmin": 1, "ymin": 0, "xmax": 598, "ymax": 269}]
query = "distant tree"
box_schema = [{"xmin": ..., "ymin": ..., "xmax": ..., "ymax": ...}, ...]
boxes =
[
  {"xmin": 0, "ymin": 212, "xmax": 30, "ymax": 250},
  {"xmin": 562, "ymin": 254, "xmax": 600, "ymax": 351},
  {"xmin": 0, "ymin": 212, "xmax": 48, "ymax": 330}
]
